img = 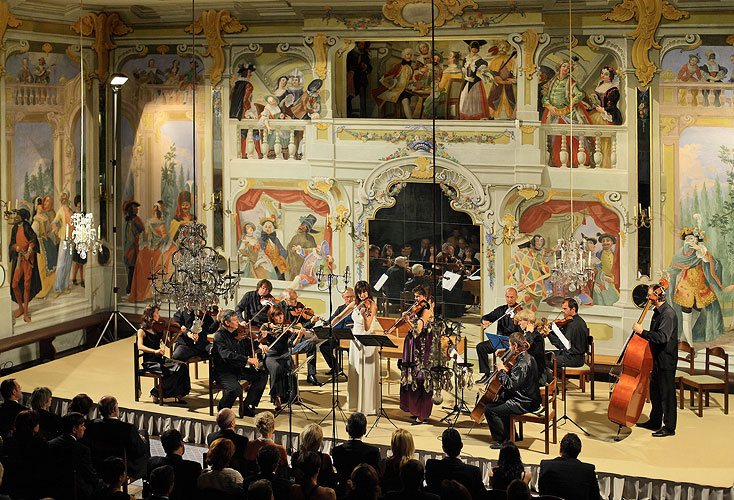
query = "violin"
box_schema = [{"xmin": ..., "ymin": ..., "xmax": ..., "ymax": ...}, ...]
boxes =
[
  {"xmin": 260, "ymin": 293, "xmax": 277, "ymax": 307},
  {"xmin": 151, "ymin": 320, "xmax": 183, "ymax": 348},
  {"xmin": 196, "ymin": 305, "xmax": 219, "ymax": 318},
  {"xmin": 290, "ymin": 305, "xmax": 316, "ymax": 322},
  {"xmin": 538, "ymin": 314, "xmax": 573, "ymax": 337},
  {"xmin": 357, "ymin": 297, "xmax": 374, "ymax": 315},
  {"xmin": 384, "ymin": 299, "xmax": 430, "ymax": 335}
]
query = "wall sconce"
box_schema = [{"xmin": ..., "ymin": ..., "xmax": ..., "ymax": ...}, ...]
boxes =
[
  {"xmin": 0, "ymin": 200, "xmax": 18, "ymax": 221},
  {"xmin": 625, "ymin": 204, "xmax": 652, "ymax": 233},
  {"xmin": 488, "ymin": 213, "xmax": 518, "ymax": 246},
  {"xmin": 331, "ymin": 205, "xmax": 351, "ymax": 232},
  {"xmin": 201, "ymin": 191, "xmax": 232, "ymax": 217}
]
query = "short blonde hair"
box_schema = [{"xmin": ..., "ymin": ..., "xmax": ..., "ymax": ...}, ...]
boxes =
[
  {"xmin": 390, "ymin": 428, "xmax": 415, "ymax": 463},
  {"xmin": 254, "ymin": 411, "xmax": 275, "ymax": 437},
  {"xmin": 299, "ymin": 423, "xmax": 323, "ymax": 453},
  {"xmin": 515, "ymin": 308, "xmax": 536, "ymax": 324}
]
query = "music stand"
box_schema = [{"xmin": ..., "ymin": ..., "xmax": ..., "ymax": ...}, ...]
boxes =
[
  {"xmin": 557, "ymin": 365, "xmax": 589, "ymax": 435},
  {"xmin": 317, "ymin": 327, "xmax": 353, "ymax": 435},
  {"xmin": 355, "ymin": 334, "xmax": 398, "ymax": 436},
  {"xmin": 485, "ymin": 334, "xmax": 509, "ymax": 350}
]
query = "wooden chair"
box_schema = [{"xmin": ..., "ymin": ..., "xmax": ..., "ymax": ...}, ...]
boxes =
[
  {"xmin": 561, "ymin": 334, "xmax": 595, "ymax": 401},
  {"xmin": 681, "ymin": 346, "xmax": 729, "ymax": 417},
  {"xmin": 208, "ymin": 354, "xmax": 249, "ymax": 417},
  {"xmin": 676, "ymin": 341, "xmax": 695, "ymax": 409},
  {"xmin": 509, "ymin": 377, "xmax": 558, "ymax": 455},
  {"xmin": 133, "ymin": 342, "xmax": 163, "ymax": 405}
]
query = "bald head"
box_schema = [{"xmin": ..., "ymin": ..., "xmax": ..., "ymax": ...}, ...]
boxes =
[
  {"xmin": 99, "ymin": 395, "xmax": 118, "ymax": 418},
  {"xmin": 217, "ymin": 408, "xmax": 236, "ymax": 430},
  {"xmin": 505, "ymin": 288, "xmax": 518, "ymax": 306}
]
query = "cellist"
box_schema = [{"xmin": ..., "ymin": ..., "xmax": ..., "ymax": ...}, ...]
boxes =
[
  {"xmin": 484, "ymin": 331, "xmax": 541, "ymax": 449},
  {"xmin": 632, "ymin": 284, "xmax": 678, "ymax": 437}
]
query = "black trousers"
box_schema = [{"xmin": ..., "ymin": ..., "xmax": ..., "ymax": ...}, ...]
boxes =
[
  {"xmin": 554, "ymin": 351, "xmax": 584, "ymax": 369},
  {"xmin": 172, "ymin": 343, "xmax": 212, "ymax": 362},
  {"xmin": 648, "ymin": 365, "xmax": 677, "ymax": 431},
  {"xmin": 484, "ymin": 398, "xmax": 538, "ymax": 443},
  {"xmin": 216, "ymin": 367, "xmax": 268, "ymax": 411},
  {"xmin": 476, "ymin": 340, "xmax": 497, "ymax": 374}
]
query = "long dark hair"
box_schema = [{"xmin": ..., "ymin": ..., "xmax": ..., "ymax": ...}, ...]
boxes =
[
  {"xmin": 354, "ymin": 281, "xmax": 373, "ymax": 303},
  {"xmin": 495, "ymin": 441, "xmax": 525, "ymax": 481},
  {"xmin": 141, "ymin": 304, "xmax": 160, "ymax": 331}
]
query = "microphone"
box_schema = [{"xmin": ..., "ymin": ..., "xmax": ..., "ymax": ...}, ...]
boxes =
[{"xmin": 344, "ymin": 266, "xmax": 350, "ymax": 283}]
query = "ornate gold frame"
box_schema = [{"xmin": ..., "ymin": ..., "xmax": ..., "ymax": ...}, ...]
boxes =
[{"xmin": 382, "ymin": 0, "xmax": 478, "ymax": 36}]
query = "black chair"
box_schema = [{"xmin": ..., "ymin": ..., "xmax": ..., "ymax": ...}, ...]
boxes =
[{"xmin": 133, "ymin": 341, "xmax": 163, "ymax": 405}]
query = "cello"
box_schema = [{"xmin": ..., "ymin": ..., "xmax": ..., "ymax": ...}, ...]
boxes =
[
  {"xmin": 470, "ymin": 341, "xmax": 526, "ymax": 423},
  {"xmin": 607, "ymin": 278, "xmax": 669, "ymax": 433}
]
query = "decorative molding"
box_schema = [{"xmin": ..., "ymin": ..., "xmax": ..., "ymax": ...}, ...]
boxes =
[
  {"xmin": 519, "ymin": 29, "xmax": 540, "ymax": 80},
  {"xmin": 72, "ymin": 12, "xmax": 132, "ymax": 84},
  {"xmin": 111, "ymin": 43, "xmax": 148, "ymax": 70},
  {"xmin": 304, "ymin": 33, "xmax": 335, "ymax": 80},
  {"xmin": 186, "ymin": 10, "xmax": 246, "ymax": 87},
  {"xmin": 308, "ymin": 176, "xmax": 335, "ymax": 194},
  {"xmin": 602, "ymin": 0, "xmax": 689, "ymax": 87},
  {"xmin": 379, "ymin": 138, "xmax": 458, "ymax": 163},
  {"xmin": 336, "ymin": 124, "xmax": 514, "ymax": 145},
  {"xmin": 659, "ymin": 33, "xmax": 702, "ymax": 59},
  {"xmin": 230, "ymin": 43, "xmax": 263, "ymax": 71},
  {"xmin": 0, "ymin": 1, "xmax": 21, "ymax": 51},
  {"xmin": 382, "ymin": 0, "xmax": 478, "ymax": 36},
  {"xmin": 4, "ymin": 39, "xmax": 28, "ymax": 59},
  {"xmin": 519, "ymin": 125, "xmax": 536, "ymax": 134},
  {"xmin": 586, "ymin": 35, "xmax": 628, "ymax": 70},
  {"xmin": 336, "ymin": 39, "xmax": 354, "ymax": 59},
  {"xmin": 410, "ymin": 156, "xmax": 433, "ymax": 178},
  {"xmin": 660, "ymin": 116, "xmax": 677, "ymax": 136},
  {"xmin": 321, "ymin": 7, "xmax": 383, "ymax": 31},
  {"xmin": 517, "ymin": 187, "xmax": 539, "ymax": 200}
]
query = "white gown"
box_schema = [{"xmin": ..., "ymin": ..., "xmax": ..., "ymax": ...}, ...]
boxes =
[{"xmin": 347, "ymin": 306, "xmax": 379, "ymax": 415}]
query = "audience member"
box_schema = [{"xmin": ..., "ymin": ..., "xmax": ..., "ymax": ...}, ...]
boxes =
[
  {"xmin": 148, "ymin": 464, "xmax": 175, "ymax": 500},
  {"xmin": 383, "ymin": 459, "xmax": 439, "ymax": 500},
  {"xmin": 198, "ymin": 437, "xmax": 244, "ymax": 495},
  {"xmin": 345, "ymin": 463, "xmax": 381, "ymax": 500},
  {"xmin": 0, "ymin": 379, "xmax": 27, "ymax": 438},
  {"xmin": 146, "ymin": 428, "xmax": 201, "ymax": 500},
  {"xmin": 207, "ymin": 408, "xmax": 248, "ymax": 474},
  {"xmin": 84, "ymin": 395, "xmax": 150, "ymax": 479},
  {"xmin": 291, "ymin": 423, "xmax": 336, "ymax": 489},
  {"xmin": 48, "ymin": 412, "xmax": 101, "ymax": 500},
  {"xmin": 248, "ymin": 478, "xmax": 274, "ymax": 500},
  {"xmin": 244, "ymin": 444, "xmax": 293, "ymax": 500},
  {"xmin": 99, "ymin": 456, "xmax": 133, "ymax": 500},
  {"xmin": 506, "ymin": 479, "xmax": 532, "ymax": 500},
  {"xmin": 489, "ymin": 441, "xmax": 530, "ymax": 490},
  {"xmin": 1, "ymin": 409, "xmax": 49, "ymax": 499},
  {"xmin": 425, "ymin": 428, "xmax": 485, "ymax": 500},
  {"xmin": 68, "ymin": 392, "xmax": 95, "ymax": 427},
  {"xmin": 290, "ymin": 450, "xmax": 336, "ymax": 500},
  {"xmin": 381, "ymin": 427, "xmax": 415, "ymax": 494},
  {"xmin": 0, "ymin": 463, "xmax": 11, "ymax": 500},
  {"xmin": 439, "ymin": 480, "xmax": 472, "ymax": 500},
  {"xmin": 244, "ymin": 411, "xmax": 289, "ymax": 477},
  {"xmin": 30, "ymin": 386, "xmax": 61, "ymax": 440},
  {"xmin": 332, "ymin": 412, "xmax": 381, "ymax": 496},
  {"xmin": 385, "ymin": 256, "xmax": 408, "ymax": 302},
  {"xmin": 538, "ymin": 433, "xmax": 601, "ymax": 500}
]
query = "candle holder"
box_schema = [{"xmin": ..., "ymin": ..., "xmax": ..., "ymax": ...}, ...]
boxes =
[{"xmin": 70, "ymin": 212, "xmax": 102, "ymax": 260}]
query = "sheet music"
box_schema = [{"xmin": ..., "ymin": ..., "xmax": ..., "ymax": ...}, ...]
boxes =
[
  {"xmin": 449, "ymin": 347, "xmax": 465, "ymax": 364},
  {"xmin": 551, "ymin": 322, "xmax": 571, "ymax": 350},
  {"xmin": 442, "ymin": 271, "xmax": 461, "ymax": 291},
  {"xmin": 373, "ymin": 273, "xmax": 388, "ymax": 291}
]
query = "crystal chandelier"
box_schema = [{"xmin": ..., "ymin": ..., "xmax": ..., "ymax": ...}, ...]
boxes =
[
  {"xmin": 70, "ymin": 212, "xmax": 102, "ymax": 259},
  {"xmin": 549, "ymin": 236, "xmax": 595, "ymax": 297},
  {"xmin": 150, "ymin": 222, "xmax": 239, "ymax": 312}
]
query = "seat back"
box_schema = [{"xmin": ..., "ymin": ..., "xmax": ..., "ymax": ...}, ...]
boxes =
[
  {"xmin": 706, "ymin": 347, "xmax": 729, "ymax": 384},
  {"xmin": 545, "ymin": 351, "xmax": 557, "ymax": 381},
  {"xmin": 677, "ymin": 340, "xmax": 695, "ymax": 375},
  {"xmin": 586, "ymin": 333, "xmax": 594, "ymax": 367}
]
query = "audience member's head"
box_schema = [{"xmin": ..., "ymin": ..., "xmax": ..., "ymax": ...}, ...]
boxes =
[
  {"xmin": 346, "ymin": 412, "xmax": 367, "ymax": 439},
  {"xmin": 497, "ymin": 441, "xmax": 525, "ymax": 477},
  {"xmin": 207, "ymin": 437, "xmax": 235, "ymax": 470},
  {"xmin": 506, "ymin": 479, "xmax": 532, "ymax": 500},
  {"xmin": 256, "ymin": 444, "xmax": 281, "ymax": 474},
  {"xmin": 149, "ymin": 465, "xmax": 175, "ymax": 497},
  {"xmin": 390, "ymin": 428, "xmax": 415, "ymax": 463},
  {"xmin": 254, "ymin": 411, "xmax": 275, "ymax": 438},
  {"xmin": 0, "ymin": 379, "xmax": 19, "ymax": 401},
  {"xmin": 216, "ymin": 408, "xmax": 236, "ymax": 430},
  {"xmin": 98, "ymin": 396, "xmax": 118, "ymax": 418},
  {"xmin": 101, "ymin": 456, "xmax": 126, "ymax": 488},
  {"xmin": 441, "ymin": 428, "xmax": 463, "ymax": 457},
  {"xmin": 69, "ymin": 393, "xmax": 94, "ymax": 417},
  {"xmin": 29, "ymin": 387, "xmax": 52, "ymax": 411},
  {"xmin": 248, "ymin": 479, "xmax": 274, "ymax": 500},
  {"xmin": 560, "ymin": 432, "xmax": 582, "ymax": 459},
  {"xmin": 161, "ymin": 428, "xmax": 184, "ymax": 456},
  {"xmin": 299, "ymin": 423, "xmax": 323, "ymax": 453},
  {"xmin": 0, "ymin": 462, "xmax": 4, "ymax": 488},
  {"xmin": 399, "ymin": 459, "xmax": 425, "ymax": 491},
  {"xmin": 440, "ymin": 480, "xmax": 471, "ymax": 500},
  {"xmin": 13, "ymin": 409, "xmax": 39, "ymax": 437},
  {"xmin": 347, "ymin": 463, "xmax": 380, "ymax": 500},
  {"xmin": 61, "ymin": 412, "xmax": 86, "ymax": 439},
  {"xmin": 295, "ymin": 450, "xmax": 322, "ymax": 482}
]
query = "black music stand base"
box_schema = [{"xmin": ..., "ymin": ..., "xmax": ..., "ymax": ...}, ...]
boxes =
[{"xmin": 557, "ymin": 366, "xmax": 589, "ymax": 436}]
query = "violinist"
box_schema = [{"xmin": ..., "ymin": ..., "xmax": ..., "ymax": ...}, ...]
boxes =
[
  {"xmin": 171, "ymin": 304, "xmax": 218, "ymax": 362},
  {"xmin": 280, "ymin": 288, "xmax": 320, "ymax": 385},
  {"xmin": 260, "ymin": 304, "xmax": 305, "ymax": 411},
  {"xmin": 476, "ymin": 288, "xmax": 523, "ymax": 384},
  {"xmin": 546, "ymin": 298, "xmax": 588, "ymax": 369},
  {"xmin": 320, "ymin": 287, "xmax": 356, "ymax": 376},
  {"xmin": 632, "ymin": 284, "xmax": 678, "ymax": 437},
  {"xmin": 484, "ymin": 331, "xmax": 541, "ymax": 449},
  {"xmin": 235, "ymin": 279, "xmax": 275, "ymax": 327},
  {"xmin": 514, "ymin": 308, "xmax": 550, "ymax": 385},
  {"xmin": 136, "ymin": 304, "xmax": 190, "ymax": 404},
  {"xmin": 212, "ymin": 309, "xmax": 268, "ymax": 417},
  {"xmin": 347, "ymin": 281, "xmax": 379, "ymax": 416},
  {"xmin": 399, "ymin": 284, "xmax": 434, "ymax": 424}
]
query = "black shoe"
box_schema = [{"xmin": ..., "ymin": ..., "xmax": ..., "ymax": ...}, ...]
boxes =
[
  {"xmin": 307, "ymin": 375, "xmax": 321, "ymax": 386},
  {"xmin": 652, "ymin": 428, "xmax": 675, "ymax": 437},
  {"xmin": 636, "ymin": 420, "xmax": 661, "ymax": 431},
  {"xmin": 411, "ymin": 419, "xmax": 426, "ymax": 426},
  {"xmin": 241, "ymin": 405, "xmax": 256, "ymax": 418},
  {"xmin": 490, "ymin": 441, "xmax": 508, "ymax": 450},
  {"xmin": 477, "ymin": 374, "xmax": 491, "ymax": 385}
]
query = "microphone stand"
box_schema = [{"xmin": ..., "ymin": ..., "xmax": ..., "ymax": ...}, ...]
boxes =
[{"xmin": 315, "ymin": 267, "xmax": 350, "ymax": 445}]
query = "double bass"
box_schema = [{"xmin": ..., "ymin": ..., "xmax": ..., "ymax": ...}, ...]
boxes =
[{"xmin": 607, "ymin": 278, "xmax": 669, "ymax": 431}]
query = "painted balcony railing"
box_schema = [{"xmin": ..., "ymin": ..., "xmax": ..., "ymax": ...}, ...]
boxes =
[
  {"xmin": 7, "ymin": 83, "xmax": 64, "ymax": 108},
  {"xmin": 137, "ymin": 85, "xmax": 199, "ymax": 106},
  {"xmin": 232, "ymin": 119, "xmax": 308, "ymax": 160},
  {"xmin": 660, "ymin": 81, "xmax": 734, "ymax": 109},
  {"xmin": 541, "ymin": 123, "xmax": 620, "ymax": 169}
]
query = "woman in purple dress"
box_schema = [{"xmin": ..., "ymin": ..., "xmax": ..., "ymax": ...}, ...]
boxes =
[{"xmin": 399, "ymin": 284, "xmax": 435, "ymax": 424}]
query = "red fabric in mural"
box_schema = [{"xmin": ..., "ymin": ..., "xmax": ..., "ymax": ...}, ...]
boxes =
[
  {"xmin": 235, "ymin": 189, "xmax": 332, "ymax": 248},
  {"xmin": 519, "ymin": 201, "xmax": 620, "ymax": 290}
]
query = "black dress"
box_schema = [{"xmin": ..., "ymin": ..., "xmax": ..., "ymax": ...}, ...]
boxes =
[
  {"xmin": 262, "ymin": 324, "xmax": 296, "ymax": 403},
  {"xmin": 141, "ymin": 329, "xmax": 191, "ymax": 398}
]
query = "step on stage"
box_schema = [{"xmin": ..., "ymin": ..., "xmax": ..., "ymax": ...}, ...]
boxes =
[{"xmin": 11, "ymin": 337, "xmax": 734, "ymax": 500}]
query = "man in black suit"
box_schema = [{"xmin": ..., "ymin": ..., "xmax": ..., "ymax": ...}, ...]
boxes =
[
  {"xmin": 0, "ymin": 379, "xmax": 27, "ymax": 438},
  {"xmin": 148, "ymin": 465, "xmax": 175, "ymax": 500},
  {"xmin": 411, "ymin": 238, "xmax": 432, "ymax": 265},
  {"xmin": 383, "ymin": 458, "xmax": 439, "ymax": 500},
  {"xmin": 633, "ymin": 283, "xmax": 679, "ymax": 437},
  {"xmin": 320, "ymin": 287, "xmax": 356, "ymax": 375},
  {"xmin": 425, "ymin": 428, "xmax": 485, "ymax": 500},
  {"xmin": 547, "ymin": 297, "xmax": 588, "ymax": 368},
  {"xmin": 85, "ymin": 395, "xmax": 150, "ymax": 479},
  {"xmin": 171, "ymin": 305, "xmax": 218, "ymax": 362},
  {"xmin": 384, "ymin": 256, "xmax": 408, "ymax": 303},
  {"xmin": 332, "ymin": 412, "xmax": 382, "ymax": 496},
  {"xmin": 146, "ymin": 429, "xmax": 201, "ymax": 500},
  {"xmin": 539, "ymin": 433, "xmax": 601, "ymax": 500},
  {"xmin": 206, "ymin": 408, "xmax": 249, "ymax": 474},
  {"xmin": 48, "ymin": 412, "xmax": 102, "ymax": 500},
  {"xmin": 368, "ymin": 245, "xmax": 382, "ymax": 286},
  {"xmin": 475, "ymin": 288, "xmax": 523, "ymax": 384},
  {"xmin": 235, "ymin": 279, "xmax": 274, "ymax": 327},
  {"xmin": 244, "ymin": 444, "xmax": 293, "ymax": 500}
]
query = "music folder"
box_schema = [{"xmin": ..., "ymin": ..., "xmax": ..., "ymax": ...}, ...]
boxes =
[
  {"xmin": 313, "ymin": 327, "xmax": 353, "ymax": 340},
  {"xmin": 354, "ymin": 334, "xmax": 397, "ymax": 348}
]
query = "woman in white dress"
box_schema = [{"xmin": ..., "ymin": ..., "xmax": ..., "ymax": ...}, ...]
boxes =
[{"xmin": 347, "ymin": 280, "xmax": 379, "ymax": 415}]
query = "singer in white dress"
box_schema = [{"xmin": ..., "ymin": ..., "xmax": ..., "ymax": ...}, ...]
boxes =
[{"xmin": 347, "ymin": 280, "xmax": 380, "ymax": 415}]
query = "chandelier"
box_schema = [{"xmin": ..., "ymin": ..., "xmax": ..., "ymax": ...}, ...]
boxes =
[
  {"xmin": 70, "ymin": 212, "xmax": 102, "ymax": 259},
  {"xmin": 549, "ymin": 236, "xmax": 595, "ymax": 297},
  {"xmin": 150, "ymin": 222, "xmax": 239, "ymax": 312}
]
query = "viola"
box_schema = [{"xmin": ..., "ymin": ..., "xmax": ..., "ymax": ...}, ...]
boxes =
[{"xmin": 385, "ymin": 299, "xmax": 430, "ymax": 335}]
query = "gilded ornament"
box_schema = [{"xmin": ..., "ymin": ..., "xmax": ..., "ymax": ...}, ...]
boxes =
[
  {"xmin": 312, "ymin": 33, "xmax": 329, "ymax": 80},
  {"xmin": 72, "ymin": 12, "xmax": 132, "ymax": 83},
  {"xmin": 41, "ymin": 43, "xmax": 52, "ymax": 55},
  {"xmin": 0, "ymin": 2, "xmax": 21, "ymax": 51},
  {"xmin": 517, "ymin": 187, "xmax": 538, "ymax": 200},
  {"xmin": 382, "ymin": 0, "xmax": 478, "ymax": 36},
  {"xmin": 314, "ymin": 182, "xmax": 333, "ymax": 193},
  {"xmin": 519, "ymin": 125, "xmax": 536, "ymax": 134},
  {"xmin": 186, "ymin": 10, "xmax": 246, "ymax": 87},
  {"xmin": 521, "ymin": 29, "xmax": 539, "ymax": 80},
  {"xmin": 156, "ymin": 45, "xmax": 170, "ymax": 55},
  {"xmin": 313, "ymin": 122, "xmax": 330, "ymax": 130},
  {"xmin": 411, "ymin": 156, "xmax": 434, "ymax": 178}
]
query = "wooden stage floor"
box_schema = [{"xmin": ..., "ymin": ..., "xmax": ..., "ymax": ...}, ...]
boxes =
[{"xmin": 10, "ymin": 336, "xmax": 734, "ymax": 491}]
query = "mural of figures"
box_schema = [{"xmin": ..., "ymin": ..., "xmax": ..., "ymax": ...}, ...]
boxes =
[
  {"xmin": 346, "ymin": 41, "xmax": 372, "ymax": 118},
  {"xmin": 123, "ymin": 54, "xmax": 201, "ymax": 91},
  {"xmin": 10, "ymin": 208, "xmax": 42, "ymax": 323},
  {"xmin": 372, "ymin": 47, "xmax": 416, "ymax": 119},
  {"xmin": 423, "ymin": 50, "xmax": 463, "ymax": 119},
  {"xmin": 260, "ymin": 215, "xmax": 289, "ymax": 280},
  {"xmin": 593, "ymin": 233, "xmax": 620, "ymax": 306},
  {"xmin": 700, "ymin": 50, "xmax": 728, "ymax": 107},
  {"xmin": 123, "ymin": 200, "xmax": 144, "ymax": 295},
  {"xmin": 285, "ymin": 214, "xmax": 318, "ymax": 281},
  {"xmin": 70, "ymin": 195, "xmax": 87, "ymax": 288},
  {"xmin": 676, "ymin": 53, "xmax": 702, "ymax": 106},
  {"xmin": 51, "ymin": 192, "xmax": 74, "ymax": 298},
  {"xmin": 237, "ymin": 222, "xmax": 277, "ymax": 280},
  {"xmin": 588, "ymin": 65, "xmax": 622, "ymax": 168},
  {"xmin": 486, "ymin": 40, "xmax": 517, "ymax": 119},
  {"xmin": 170, "ymin": 190, "xmax": 196, "ymax": 244},
  {"xmin": 31, "ymin": 195, "xmax": 58, "ymax": 299},
  {"xmin": 128, "ymin": 201, "xmax": 176, "ymax": 302},
  {"xmin": 290, "ymin": 241, "xmax": 333, "ymax": 289},
  {"xmin": 460, "ymin": 40, "xmax": 492, "ymax": 120},
  {"xmin": 506, "ymin": 234, "xmax": 551, "ymax": 312},
  {"xmin": 230, "ymin": 63, "xmax": 256, "ymax": 120}
]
